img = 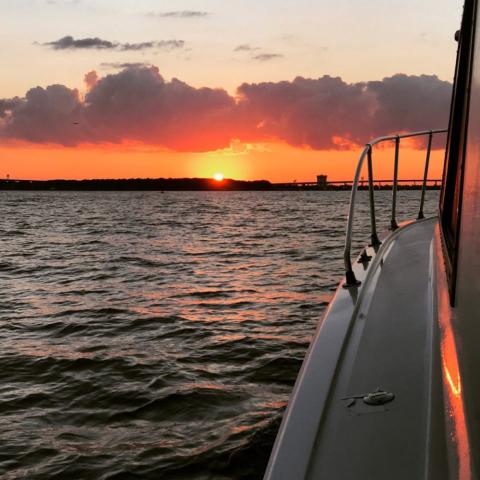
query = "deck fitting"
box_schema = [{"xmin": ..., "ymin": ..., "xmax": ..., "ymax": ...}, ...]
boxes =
[
  {"xmin": 342, "ymin": 387, "xmax": 395, "ymax": 407},
  {"xmin": 363, "ymin": 388, "xmax": 395, "ymax": 406},
  {"xmin": 359, "ymin": 249, "xmax": 372, "ymax": 263},
  {"xmin": 343, "ymin": 270, "xmax": 361, "ymax": 288}
]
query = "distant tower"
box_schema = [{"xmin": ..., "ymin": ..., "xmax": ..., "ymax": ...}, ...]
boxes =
[{"xmin": 317, "ymin": 175, "xmax": 328, "ymax": 189}]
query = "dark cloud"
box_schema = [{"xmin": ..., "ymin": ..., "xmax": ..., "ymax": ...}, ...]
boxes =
[
  {"xmin": 0, "ymin": 98, "xmax": 22, "ymax": 118},
  {"xmin": 82, "ymin": 67, "xmax": 235, "ymax": 151},
  {"xmin": 147, "ymin": 11, "xmax": 210, "ymax": 18},
  {"xmin": 0, "ymin": 67, "xmax": 452, "ymax": 152},
  {"xmin": 44, "ymin": 36, "xmax": 115, "ymax": 50},
  {"xmin": 237, "ymin": 76, "xmax": 373, "ymax": 149},
  {"xmin": 119, "ymin": 42, "xmax": 156, "ymax": 51},
  {"xmin": 0, "ymin": 85, "xmax": 84, "ymax": 145},
  {"xmin": 154, "ymin": 40, "xmax": 185, "ymax": 51},
  {"xmin": 42, "ymin": 36, "xmax": 184, "ymax": 51},
  {"xmin": 237, "ymin": 74, "xmax": 451, "ymax": 149},
  {"xmin": 252, "ymin": 53, "xmax": 284, "ymax": 62},
  {"xmin": 365, "ymin": 74, "xmax": 451, "ymax": 135},
  {"xmin": 0, "ymin": 67, "xmax": 235, "ymax": 151},
  {"xmin": 119, "ymin": 40, "xmax": 184, "ymax": 51},
  {"xmin": 101, "ymin": 62, "xmax": 151, "ymax": 70}
]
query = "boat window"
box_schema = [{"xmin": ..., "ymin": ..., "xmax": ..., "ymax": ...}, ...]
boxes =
[{"xmin": 440, "ymin": 0, "xmax": 477, "ymax": 301}]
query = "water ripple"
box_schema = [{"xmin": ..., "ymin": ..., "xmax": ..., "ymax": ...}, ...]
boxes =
[{"xmin": 0, "ymin": 190, "xmax": 439, "ymax": 479}]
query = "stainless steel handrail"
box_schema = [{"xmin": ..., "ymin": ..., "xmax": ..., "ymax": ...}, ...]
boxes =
[{"xmin": 343, "ymin": 128, "xmax": 448, "ymax": 287}]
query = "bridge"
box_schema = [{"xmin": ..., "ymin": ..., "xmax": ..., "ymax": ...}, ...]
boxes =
[{"xmin": 273, "ymin": 178, "xmax": 442, "ymax": 189}]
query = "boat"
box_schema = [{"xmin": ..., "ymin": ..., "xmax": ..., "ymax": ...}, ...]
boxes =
[{"xmin": 264, "ymin": 0, "xmax": 479, "ymax": 478}]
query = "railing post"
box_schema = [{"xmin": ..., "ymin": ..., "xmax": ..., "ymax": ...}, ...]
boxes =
[
  {"xmin": 391, "ymin": 136, "xmax": 400, "ymax": 230},
  {"xmin": 343, "ymin": 146, "xmax": 371, "ymax": 288},
  {"xmin": 343, "ymin": 129, "xmax": 446, "ymax": 289},
  {"xmin": 367, "ymin": 146, "xmax": 381, "ymax": 246},
  {"xmin": 418, "ymin": 131, "xmax": 433, "ymax": 220}
]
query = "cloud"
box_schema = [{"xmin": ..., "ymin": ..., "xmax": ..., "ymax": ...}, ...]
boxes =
[
  {"xmin": 252, "ymin": 53, "xmax": 284, "ymax": 62},
  {"xmin": 44, "ymin": 36, "xmax": 115, "ymax": 50},
  {"xmin": 0, "ymin": 98, "xmax": 22, "ymax": 118},
  {"xmin": 0, "ymin": 67, "xmax": 235, "ymax": 151},
  {"xmin": 237, "ymin": 74, "xmax": 451, "ymax": 149},
  {"xmin": 119, "ymin": 40, "xmax": 184, "ymax": 51},
  {"xmin": 0, "ymin": 67, "xmax": 452, "ymax": 152},
  {"xmin": 147, "ymin": 11, "xmax": 210, "ymax": 18},
  {"xmin": 119, "ymin": 42, "xmax": 156, "ymax": 51},
  {"xmin": 101, "ymin": 62, "xmax": 151, "ymax": 70},
  {"xmin": 0, "ymin": 85, "xmax": 84, "ymax": 145},
  {"xmin": 234, "ymin": 44, "xmax": 260, "ymax": 52},
  {"xmin": 155, "ymin": 40, "xmax": 185, "ymax": 50},
  {"xmin": 233, "ymin": 46, "xmax": 284, "ymax": 63},
  {"xmin": 84, "ymin": 71, "xmax": 98, "ymax": 90},
  {"xmin": 42, "ymin": 36, "xmax": 184, "ymax": 51},
  {"xmin": 46, "ymin": 0, "xmax": 81, "ymax": 4}
]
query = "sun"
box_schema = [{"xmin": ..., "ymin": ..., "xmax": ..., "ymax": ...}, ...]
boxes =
[{"xmin": 213, "ymin": 173, "xmax": 224, "ymax": 182}]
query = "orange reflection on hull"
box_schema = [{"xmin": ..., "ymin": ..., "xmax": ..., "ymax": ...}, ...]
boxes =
[{"xmin": 435, "ymin": 227, "xmax": 472, "ymax": 479}]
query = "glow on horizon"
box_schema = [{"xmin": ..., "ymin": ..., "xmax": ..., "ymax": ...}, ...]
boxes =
[
  {"xmin": 0, "ymin": 142, "xmax": 446, "ymax": 183},
  {"xmin": 0, "ymin": 0, "xmax": 461, "ymax": 181}
]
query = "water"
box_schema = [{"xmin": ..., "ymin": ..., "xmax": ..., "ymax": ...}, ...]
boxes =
[{"xmin": 0, "ymin": 190, "xmax": 439, "ymax": 479}]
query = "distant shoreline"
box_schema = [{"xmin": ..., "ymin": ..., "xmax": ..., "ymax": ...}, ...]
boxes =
[{"xmin": 0, "ymin": 178, "xmax": 441, "ymax": 191}]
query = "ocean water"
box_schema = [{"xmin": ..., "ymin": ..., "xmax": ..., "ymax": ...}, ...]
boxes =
[{"xmin": 0, "ymin": 190, "xmax": 439, "ymax": 480}]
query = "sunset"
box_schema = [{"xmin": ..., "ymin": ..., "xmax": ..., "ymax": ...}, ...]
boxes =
[
  {"xmin": 4, "ymin": 1, "xmax": 480, "ymax": 479},
  {"xmin": 0, "ymin": 0, "xmax": 460, "ymax": 183}
]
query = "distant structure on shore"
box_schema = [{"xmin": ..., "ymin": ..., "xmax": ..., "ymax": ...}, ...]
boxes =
[
  {"xmin": 317, "ymin": 175, "xmax": 328, "ymax": 188},
  {"xmin": 274, "ymin": 174, "xmax": 442, "ymax": 191},
  {"xmin": 0, "ymin": 175, "xmax": 441, "ymax": 191}
]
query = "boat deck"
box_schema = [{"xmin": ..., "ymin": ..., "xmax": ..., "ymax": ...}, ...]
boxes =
[{"xmin": 265, "ymin": 218, "xmax": 448, "ymax": 480}]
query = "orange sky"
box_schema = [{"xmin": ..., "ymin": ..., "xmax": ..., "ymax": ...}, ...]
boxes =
[
  {"xmin": 0, "ymin": 0, "xmax": 459, "ymax": 182},
  {"xmin": 0, "ymin": 141, "xmax": 446, "ymax": 183}
]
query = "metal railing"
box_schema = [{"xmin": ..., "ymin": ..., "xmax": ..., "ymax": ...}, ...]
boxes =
[{"xmin": 344, "ymin": 128, "xmax": 448, "ymax": 287}]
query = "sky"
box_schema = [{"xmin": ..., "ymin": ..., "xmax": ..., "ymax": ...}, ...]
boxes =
[{"xmin": 0, "ymin": 0, "xmax": 464, "ymax": 181}]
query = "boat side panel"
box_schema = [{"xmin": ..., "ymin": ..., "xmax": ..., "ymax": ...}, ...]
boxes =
[
  {"xmin": 264, "ymin": 219, "xmax": 436, "ymax": 480},
  {"xmin": 307, "ymin": 219, "xmax": 436, "ymax": 480},
  {"xmin": 453, "ymin": 4, "xmax": 480, "ymax": 472}
]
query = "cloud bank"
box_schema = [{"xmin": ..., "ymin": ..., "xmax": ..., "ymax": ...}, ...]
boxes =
[{"xmin": 0, "ymin": 66, "xmax": 452, "ymax": 151}]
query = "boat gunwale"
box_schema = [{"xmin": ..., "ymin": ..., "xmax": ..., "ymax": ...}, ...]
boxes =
[{"xmin": 264, "ymin": 216, "xmax": 438, "ymax": 480}]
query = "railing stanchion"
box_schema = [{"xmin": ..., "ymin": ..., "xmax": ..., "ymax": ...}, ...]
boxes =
[
  {"xmin": 343, "ymin": 128, "xmax": 446, "ymax": 289},
  {"xmin": 343, "ymin": 146, "xmax": 370, "ymax": 288},
  {"xmin": 391, "ymin": 136, "xmax": 400, "ymax": 230},
  {"xmin": 367, "ymin": 146, "xmax": 381, "ymax": 246},
  {"xmin": 418, "ymin": 131, "xmax": 433, "ymax": 220}
]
